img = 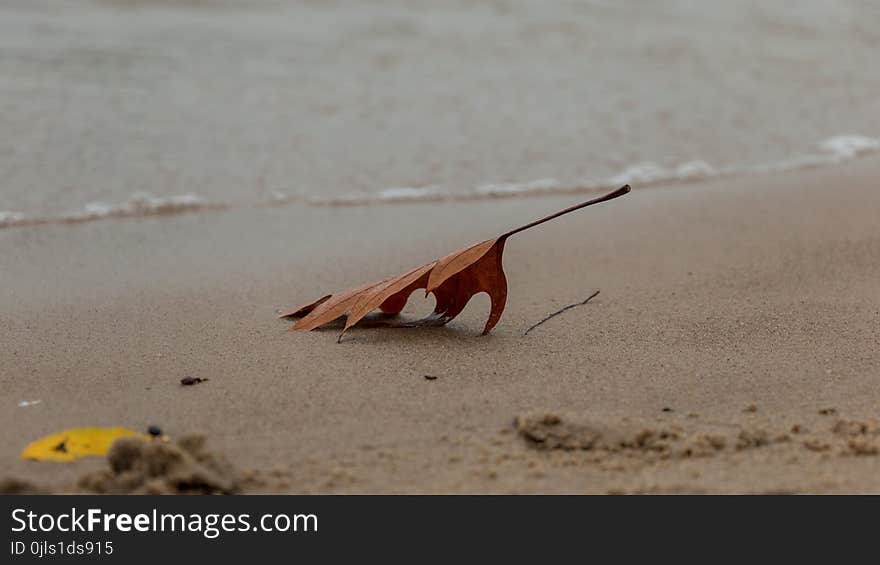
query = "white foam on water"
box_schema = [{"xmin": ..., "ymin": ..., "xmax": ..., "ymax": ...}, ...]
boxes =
[
  {"xmin": 309, "ymin": 185, "xmax": 445, "ymax": 205},
  {"xmin": 0, "ymin": 193, "xmax": 213, "ymax": 230},
  {"xmin": 269, "ymin": 190, "xmax": 290, "ymax": 203},
  {"xmin": 606, "ymin": 160, "xmax": 718, "ymax": 187},
  {"xmin": 475, "ymin": 178, "xmax": 562, "ymax": 197},
  {"xmin": 2, "ymin": 133, "xmax": 878, "ymax": 228},
  {"xmin": 0, "ymin": 211, "xmax": 27, "ymax": 228},
  {"xmin": 377, "ymin": 186, "xmax": 443, "ymax": 201},
  {"xmin": 820, "ymin": 135, "xmax": 880, "ymax": 160},
  {"xmin": 59, "ymin": 192, "xmax": 210, "ymax": 223},
  {"xmin": 745, "ymin": 135, "xmax": 880, "ymax": 176},
  {"xmin": 312, "ymin": 133, "xmax": 879, "ymax": 206}
]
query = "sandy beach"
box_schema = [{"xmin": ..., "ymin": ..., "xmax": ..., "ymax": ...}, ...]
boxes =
[
  {"xmin": 2, "ymin": 0, "xmax": 880, "ymax": 496},
  {"xmin": 2, "ymin": 155, "xmax": 879, "ymax": 493}
]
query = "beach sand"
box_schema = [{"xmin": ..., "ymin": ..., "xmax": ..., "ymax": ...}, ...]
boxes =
[{"xmin": 2, "ymin": 156, "xmax": 879, "ymax": 494}]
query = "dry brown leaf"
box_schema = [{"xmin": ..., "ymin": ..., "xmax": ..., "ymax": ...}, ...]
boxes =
[{"xmin": 281, "ymin": 185, "xmax": 631, "ymax": 339}]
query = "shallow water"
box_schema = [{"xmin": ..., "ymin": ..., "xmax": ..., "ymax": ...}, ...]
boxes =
[{"xmin": 1, "ymin": 0, "xmax": 879, "ymax": 225}]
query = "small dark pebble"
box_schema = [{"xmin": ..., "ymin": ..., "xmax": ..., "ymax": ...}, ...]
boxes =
[
  {"xmin": 661, "ymin": 407, "xmax": 673, "ymax": 413},
  {"xmin": 423, "ymin": 375, "xmax": 438, "ymax": 381},
  {"xmin": 180, "ymin": 376, "xmax": 208, "ymax": 386},
  {"xmin": 147, "ymin": 425, "xmax": 162, "ymax": 437}
]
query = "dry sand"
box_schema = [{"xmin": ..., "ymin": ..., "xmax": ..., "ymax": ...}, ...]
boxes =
[{"xmin": 2, "ymin": 156, "xmax": 879, "ymax": 493}]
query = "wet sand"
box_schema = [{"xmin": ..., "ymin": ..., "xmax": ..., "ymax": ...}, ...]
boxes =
[{"xmin": 2, "ymin": 156, "xmax": 879, "ymax": 493}]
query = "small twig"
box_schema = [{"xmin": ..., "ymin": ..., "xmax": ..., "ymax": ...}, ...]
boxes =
[{"xmin": 523, "ymin": 290, "xmax": 600, "ymax": 336}]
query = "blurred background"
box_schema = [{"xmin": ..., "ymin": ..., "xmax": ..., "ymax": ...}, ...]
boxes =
[{"xmin": 2, "ymin": 0, "xmax": 879, "ymax": 223}]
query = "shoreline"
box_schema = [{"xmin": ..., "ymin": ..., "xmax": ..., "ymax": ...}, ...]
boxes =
[{"xmin": 4, "ymin": 133, "xmax": 879, "ymax": 231}]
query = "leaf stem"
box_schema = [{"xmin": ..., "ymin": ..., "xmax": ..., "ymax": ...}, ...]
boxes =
[{"xmin": 500, "ymin": 184, "xmax": 631, "ymax": 239}]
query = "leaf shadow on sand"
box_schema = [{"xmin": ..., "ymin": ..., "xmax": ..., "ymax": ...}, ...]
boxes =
[{"xmin": 277, "ymin": 295, "xmax": 506, "ymax": 345}]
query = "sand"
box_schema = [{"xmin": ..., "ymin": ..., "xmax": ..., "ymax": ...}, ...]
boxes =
[{"xmin": 2, "ymin": 156, "xmax": 880, "ymax": 494}]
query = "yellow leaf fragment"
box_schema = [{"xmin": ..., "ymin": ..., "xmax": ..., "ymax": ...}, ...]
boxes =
[{"xmin": 20, "ymin": 427, "xmax": 147, "ymax": 462}]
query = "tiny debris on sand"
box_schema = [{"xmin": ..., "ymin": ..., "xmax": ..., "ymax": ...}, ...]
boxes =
[
  {"xmin": 17, "ymin": 400, "xmax": 42, "ymax": 408},
  {"xmin": 78, "ymin": 435, "xmax": 240, "ymax": 494},
  {"xmin": 180, "ymin": 376, "xmax": 208, "ymax": 386}
]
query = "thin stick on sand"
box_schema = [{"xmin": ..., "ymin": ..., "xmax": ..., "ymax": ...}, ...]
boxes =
[{"xmin": 523, "ymin": 290, "xmax": 600, "ymax": 336}]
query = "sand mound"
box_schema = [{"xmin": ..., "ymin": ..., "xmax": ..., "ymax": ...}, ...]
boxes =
[
  {"xmin": 513, "ymin": 410, "xmax": 880, "ymax": 474},
  {"xmin": 78, "ymin": 435, "xmax": 240, "ymax": 494},
  {"xmin": 513, "ymin": 412, "xmax": 798, "ymax": 463},
  {"xmin": 514, "ymin": 412, "xmax": 681, "ymax": 454},
  {"xmin": 0, "ymin": 477, "xmax": 47, "ymax": 494}
]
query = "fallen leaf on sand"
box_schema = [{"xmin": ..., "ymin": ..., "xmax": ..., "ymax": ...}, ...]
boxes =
[
  {"xmin": 281, "ymin": 185, "xmax": 630, "ymax": 339},
  {"xmin": 20, "ymin": 427, "xmax": 147, "ymax": 462}
]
